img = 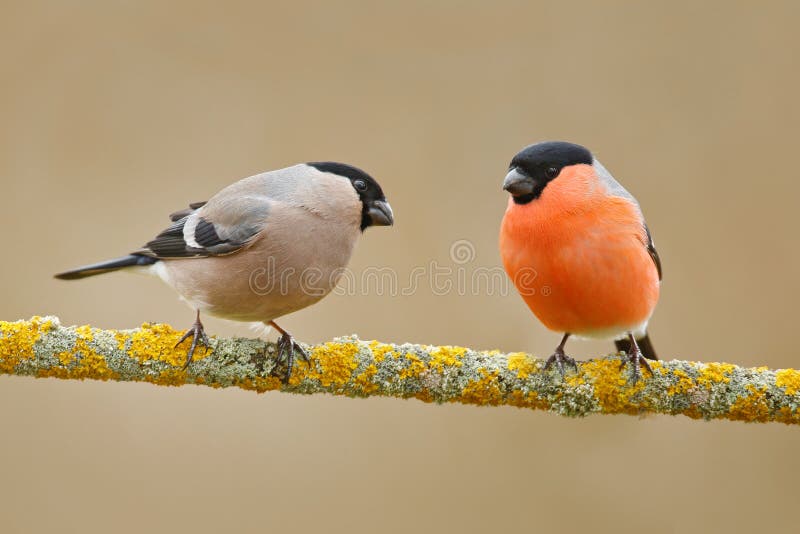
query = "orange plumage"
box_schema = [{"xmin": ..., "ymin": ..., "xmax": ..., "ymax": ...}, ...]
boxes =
[
  {"xmin": 500, "ymin": 164, "xmax": 659, "ymax": 336},
  {"xmin": 499, "ymin": 141, "xmax": 661, "ymax": 380}
]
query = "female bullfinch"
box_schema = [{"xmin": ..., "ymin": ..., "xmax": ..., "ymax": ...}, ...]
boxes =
[
  {"xmin": 55, "ymin": 162, "xmax": 393, "ymax": 381},
  {"xmin": 499, "ymin": 141, "xmax": 661, "ymax": 382}
]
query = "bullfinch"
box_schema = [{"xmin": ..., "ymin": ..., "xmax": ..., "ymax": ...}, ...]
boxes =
[
  {"xmin": 55, "ymin": 162, "xmax": 394, "ymax": 380},
  {"xmin": 499, "ymin": 141, "xmax": 661, "ymax": 382}
]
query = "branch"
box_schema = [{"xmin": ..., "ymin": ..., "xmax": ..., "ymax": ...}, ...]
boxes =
[{"xmin": 1, "ymin": 317, "xmax": 798, "ymax": 424}]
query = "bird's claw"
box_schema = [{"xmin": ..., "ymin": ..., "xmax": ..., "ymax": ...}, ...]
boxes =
[
  {"xmin": 543, "ymin": 349, "xmax": 578, "ymax": 376},
  {"xmin": 175, "ymin": 317, "xmax": 211, "ymax": 369},
  {"xmin": 619, "ymin": 346, "xmax": 653, "ymax": 384},
  {"xmin": 272, "ymin": 332, "xmax": 309, "ymax": 384}
]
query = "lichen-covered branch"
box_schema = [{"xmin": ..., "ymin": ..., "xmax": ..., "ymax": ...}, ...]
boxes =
[{"xmin": 1, "ymin": 317, "xmax": 799, "ymax": 424}]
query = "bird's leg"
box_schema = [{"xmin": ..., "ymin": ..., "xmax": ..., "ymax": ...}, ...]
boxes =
[
  {"xmin": 175, "ymin": 310, "xmax": 211, "ymax": 368},
  {"xmin": 543, "ymin": 333, "xmax": 578, "ymax": 376},
  {"xmin": 619, "ymin": 332, "xmax": 653, "ymax": 384},
  {"xmin": 268, "ymin": 321, "xmax": 310, "ymax": 383}
]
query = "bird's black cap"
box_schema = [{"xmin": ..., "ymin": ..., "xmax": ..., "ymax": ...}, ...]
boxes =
[
  {"xmin": 308, "ymin": 162, "xmax": 376, "ymax": 188},
  {"xmin": 307, "ymin": 161, "xmax": 391, "ymax": 230},
  {"xmin": 510, "ymin": 141, "xmax": 593, "ymax": 175},
  {"xmin": 506, "ymin": 141, "xmax": 593, "ymax": 204}
]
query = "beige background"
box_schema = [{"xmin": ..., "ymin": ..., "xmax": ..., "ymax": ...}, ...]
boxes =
[{"xmin": 2, "ymin": 1, "xmax": 799, "ymax": 532}]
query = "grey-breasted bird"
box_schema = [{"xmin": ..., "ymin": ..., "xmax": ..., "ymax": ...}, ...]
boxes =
[{"xmin": 55, "ymin": 162, "xmax": 394, "ymax": 380}]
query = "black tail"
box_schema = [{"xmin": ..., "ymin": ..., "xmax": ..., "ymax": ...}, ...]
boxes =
[
  {"xmin": 54, "ymin": 254, "xmax": 158, "ymax": 280},
  {"xmin": 615, "ymin": 332, "xmax": 658, "ymax": 360}
]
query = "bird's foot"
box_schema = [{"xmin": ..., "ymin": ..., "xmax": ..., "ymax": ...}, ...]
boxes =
[
  {"xmin": 619, "ymin": 343, "xmax": 653, "ymax": 384},
  {"xmin": 275, "ymin": 332, "xmax": 310, "ymax": 383},
  {"xmin": 175, "ymin": 315, "xmax": 211, "ymax": 368},
  {"xmin": 543, "ymin": 347, "xmax": 578, "ymax": 376},
  {"xmin": 266, "ymin": 323, "xmax": 310, "ymax": 384}
]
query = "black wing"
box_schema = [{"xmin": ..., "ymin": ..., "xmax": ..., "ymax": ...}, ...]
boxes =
[
  {"xmin": 644, "ymin": 224, "xmax": 662, "ymax": 281},
  {"xmin": 138, "ymin": 199, "xmax": 267, "ymax": 259},
  {"xmin": 168, "ymin": 201, "xmax": 207, "ymax": 222}
]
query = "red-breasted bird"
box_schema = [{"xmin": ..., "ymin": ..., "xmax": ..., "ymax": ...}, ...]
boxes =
[
  {"xmin": 499, "ymin": 141, "xmax": 661, "ymax": 381},
  {"xmin": 55, "ymin": 162, "xmax": 393, "ymax": 381}
]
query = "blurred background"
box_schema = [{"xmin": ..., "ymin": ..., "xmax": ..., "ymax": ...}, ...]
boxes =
[{"xmin": 2, "ymin": 1, "xmax": 799, "ymax": 532}]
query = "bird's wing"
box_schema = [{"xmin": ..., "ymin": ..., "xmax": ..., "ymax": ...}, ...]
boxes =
[
  {"xmin": 136, "ymin": 196, "xmax": 270, "ymax": 259},
  {"xmin": 168, "ymin": 201, "xmax": 207, "ymax": 222},
  {"xmin": 644, "ymin": 223, "xmax": 662, "ymax": 281}
]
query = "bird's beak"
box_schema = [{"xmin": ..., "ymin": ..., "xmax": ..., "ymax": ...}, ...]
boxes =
[
  {"xmin": 503, "ymin": 168, "xmax": 535, "ymax": 197},
  {"xmin": 367, "ymin": 200, "xmax": 394, "ymax": 226}
]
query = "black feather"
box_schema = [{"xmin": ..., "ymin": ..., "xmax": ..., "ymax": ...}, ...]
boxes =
[
  {"xmin": 615, "ymin": 333, "xmax": 658, "ymax": 361},
  {"xmin": 190, "ymin": 218, "xmax": 247, "ymax": 254},
  {"xmin": 508, "ymin": 141, "xmax": 593, "ymax": 203},
  {"xmin": 54, "ymin": 254, "xmax": 157, "ymax": 280},
  {"xmin": 194, "ymin": 218, "xmax": 227, "ymax": 248},
  {"xmin": 143, "ymin": 213, "xmax": 256, "ymax": 258},
  {"xmin": 644, "ymin": 224, "xmax": 662, "ymax": 281},
  {"xmin": 144, "ymin": 217, "xmax": 203, "ymax": 258},
  {"xmin": 169, "ymin": 201, "xmax": 208, "ymax": 222}
]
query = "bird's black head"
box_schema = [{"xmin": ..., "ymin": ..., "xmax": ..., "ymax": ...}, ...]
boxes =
[
  {"xmin": 307, "ymin": 161, "xmax": 394, "ymax": 231},
  {"xmin": 503, "ymin": 141, "xmax": 593, "ymax": 204}
]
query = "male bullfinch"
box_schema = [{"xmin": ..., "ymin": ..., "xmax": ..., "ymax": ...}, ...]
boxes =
[
  {"xmin": 55, "ymin": 162, "xmax": 394, "ymax": 381},
  {"xmin": 499, "ymin": 141, "xmax": 661, "ymax": 382}
]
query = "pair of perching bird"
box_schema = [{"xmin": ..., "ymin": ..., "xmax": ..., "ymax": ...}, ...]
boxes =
[{"xmin": 56, "ymin": 141, "xmax": 661, "ymax": 382}]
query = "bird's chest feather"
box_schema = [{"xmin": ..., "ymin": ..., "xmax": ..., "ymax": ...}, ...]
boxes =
[
  {"xmin": 164, "ymin": 203, "xmax": 361, "ymax": 321},
  {"xmin": 501, "ymin": 199, "xmax": 644, "ymax": 277},
  {"xmin": 500, "ymin": 191, "xmax": 658, "ymax": 333}
]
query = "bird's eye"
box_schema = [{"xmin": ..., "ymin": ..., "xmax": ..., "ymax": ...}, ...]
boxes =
[
  {"xmin": 545, "ymin": 167, "xmax": 560, "ymax": 179},
  {"xmin": 354, "ymin": 179, "xmax": 368, "ymax": 191}
]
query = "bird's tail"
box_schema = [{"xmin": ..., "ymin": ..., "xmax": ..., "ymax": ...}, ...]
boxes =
[
  {"xmin": 615, "ymin": 332, "xmax": 658, "ymax": 360},
  {"xmin": 54, "ymin": 254, "xmax": 158, "ymax": 280}
]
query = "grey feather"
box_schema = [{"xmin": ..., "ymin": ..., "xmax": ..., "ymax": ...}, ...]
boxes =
[
  {"xmin": 140, "ymin": 189, "xmax": 272, "ymax": 259},
  {"xmin": 592, "ymin": 158, "xmax": 637, "ymax": 203}
]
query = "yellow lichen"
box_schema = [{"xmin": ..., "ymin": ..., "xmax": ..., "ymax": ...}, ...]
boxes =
[
  {"xmin": 460, "ymin": 369, "xmax": 503, "ymax": 406},
  {"xmin": 286, "ymin": 358, "xmax": 314, "ymax": 387},
  {"xmin": 0, "ymin": 317, "xmax": 45, "ymax": 373},
  {"xmin": 729, "ymin": 385, "xmax": 771, "ymax": 423},
  {"xmin": 47, "ymin": 325, "xmax": 118, "ymax": 381},
  {"xmin": 506, "ymin": 390, "xmax": 550, "ymax": 410},
  {"xmin": 696, "ymin": 362, "xmax": 737, "ymax": 388},
  {"xmin": 368, "ymin": 341, "xmax": 394, "ymax": 362},
  {"xmin": 565, "ymin": 371, "xmax": 586, "ymax": 388},
  {"xmin": 72, "ymin": 326, "xmax": 117, "ymax": 380},
  {"xmin": 413, "ymin": 390, "xmax": 434, "ymax": 403},
  {"xmin": 305, "ymin": 341, "xmax": 360, "ymax": 387},
  {"xmin": 429, "ymin": 346, "xmax": 466, "ymax": 372},
  {"xmin": 354, "ymin": 364, "xmax": 379, "ymax": 394},
  {"xmin": 237, "ymin": 376, "xmax": 283, "ymax": 394},
  {"xmin": 667, "ymin": 369, "xmax": 695, "ymax": 396},
  {"xmin": 582, "ymin": 358, "xmax": 648, "ymax": 415},
  {"xmin": 399, "ymin": 353, "xmax": 427, "ymax": 379},
  {"xmin": 145, "ymin": 368, "xmax": 188, "ymax": 387},
  {"xmin": 121, "ymin": 322, "xmax": 209, "ymax": 367},
  {"xmin": 775, "ymin": 369, "xmax": 800, "ymax": 396},
  {"xmin": 776, "ymin": 406, "xmax": 800, "ymax": 425},
  {"xmin": 38, "ymin": 317, "xmax": 55, "ymax": 333},
  {"xmin": 507, "ymin": 352, "xmax": 535, "ymax": 379}
]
